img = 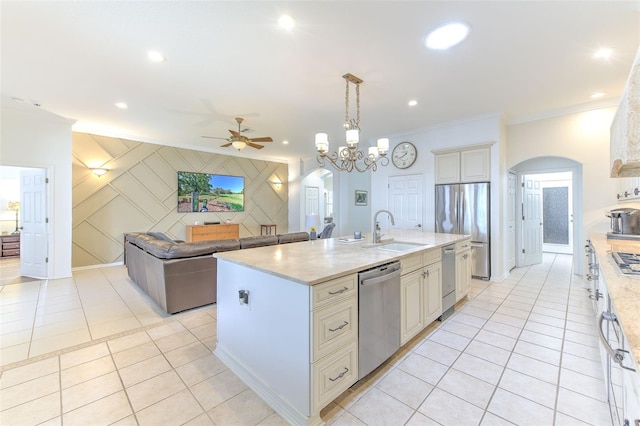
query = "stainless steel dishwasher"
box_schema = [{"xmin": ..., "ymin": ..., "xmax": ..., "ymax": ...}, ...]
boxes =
[{"xmin": 358, "ymin": 261, "xmax": 402, "ymax": 379}]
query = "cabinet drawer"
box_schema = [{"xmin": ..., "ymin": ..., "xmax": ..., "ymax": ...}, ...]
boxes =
[
  {"xmin": 456, "ymin": 240, "xmax": 471, "ymax": 251},
  {"xmin": 1, "ymin": 236, "xmax": 20, "ymax": 243},
  {"xmin": 312, "ymin": 342, "xmax": 358, "ymax": 413},
  {"xmin": 2, "ymin": 249, "xmax": 20, "ymax": 257},
  {"xmin": 423, "ymin": 248, "xmax": 441, "ymax": 266},
  {"xmin": 312, "ymin": 297, "xmax": 357, "ymax": 361},
  {"xmin": 401, "ymin": 253, "xmax": 423, "ymax": 274},
  {"xmin": 312, "ymin": 274, "xmax": 357, "ymax": 309},
  {"xmin": 3, "ymin": 242, "xmax": 20, "ymax": 249}
]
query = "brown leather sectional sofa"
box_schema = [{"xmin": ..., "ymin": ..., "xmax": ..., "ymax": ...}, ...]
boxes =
[{"xmin": 124, "ymin": 231, "xmax": 309, "ymax": 314}]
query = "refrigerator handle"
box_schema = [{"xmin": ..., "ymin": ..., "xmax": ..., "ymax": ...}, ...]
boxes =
[
  {"xmin": 459, "ymin": 190, "xmax": 464, "ymax": 234},
  {"xmin": 454, "ymin": 189, "xmax": 459, "ymax": 233}
]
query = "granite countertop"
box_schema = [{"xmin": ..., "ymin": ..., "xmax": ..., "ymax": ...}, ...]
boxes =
[
  {"xmin": 589, "ymin": 233, "xmax": 640, "ymax": 365},
  {"xmin": 214, "ymin": 230, "xmax": 469, "ymax": 286}
]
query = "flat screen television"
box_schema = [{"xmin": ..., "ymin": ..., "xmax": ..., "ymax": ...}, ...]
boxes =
[{"xmin": 177, "ymin": 171, "xmax": 244, "ymax": 212}]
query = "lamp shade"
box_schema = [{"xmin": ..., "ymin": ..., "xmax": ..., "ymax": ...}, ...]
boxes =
[
  {"xmin": 305, "ymin": 214, "xmax": 321, "ymax": 231},
  {"xmin": 232, "ymin": 141, "xmax": 247, "ymax": 150},
  {"xmin": 315, "ymin": 133, "xmax": 329, "ymax": 153}
]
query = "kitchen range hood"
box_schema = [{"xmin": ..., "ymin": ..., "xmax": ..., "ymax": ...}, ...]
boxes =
[{"xmin": 610, "ymin": 47, "xmax": 640, "ymax": 178}]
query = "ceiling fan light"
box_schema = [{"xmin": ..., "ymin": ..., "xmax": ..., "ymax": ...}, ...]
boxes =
[
  {"xmin": 232, "ymin": 141, "xmax": 247, "ymax": 150},
  {"xmin": 346, "ymin": 129, "xmax": 359, "ymax": 147},
  {"xmin": 425, "ymin": 21, "xmax": 470, "ymax": 50},
  {"xmin": 315, "ymin": 133, "xmax": 329, "ymax": 153}
]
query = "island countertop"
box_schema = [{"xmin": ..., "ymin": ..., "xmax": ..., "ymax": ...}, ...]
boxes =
[
  {"xmin": 214, "ymin": 229, "xmax": 470, "ymax": 286},
  {"xmin": 589, "ymin": 233, "xmax": 640, "ymax": 365}
]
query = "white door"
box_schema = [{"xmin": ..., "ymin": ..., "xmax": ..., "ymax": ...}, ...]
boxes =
[
  {"xmin": 20, "ymin": 169, "xmax": 48, "ymax": 278},
  {"xmin": 388, "ymin": 174, "xmax": 423, "ymax": 230},
  {"xmin": 541, "ymin": 177, "xmax": 573, "ymax": 254},
  {"xmin": 305, "ymin": 186, "xmax": 319, "ymax": 215},
  {"xmin": 507, "ymin": 172, "xmax": 516, "ymax": 270},
  {"xmin": 521, "ymin": 175, "xmax": 543, "ymax": 266}
]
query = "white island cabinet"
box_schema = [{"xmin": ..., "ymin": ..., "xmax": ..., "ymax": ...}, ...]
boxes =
[{"xmin": 214, "ymin": 230, "xmax": 471, "ymax": 425}]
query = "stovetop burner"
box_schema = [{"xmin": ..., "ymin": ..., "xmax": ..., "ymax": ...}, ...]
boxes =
[{"xmin": 611, "ymin": 252, "xmax": 640, "ymax": 275}]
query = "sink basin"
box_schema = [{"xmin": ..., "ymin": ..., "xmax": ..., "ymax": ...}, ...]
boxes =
[{"xmin": 363, "ymin": 241, "xmax": 425, "ymax": 252}]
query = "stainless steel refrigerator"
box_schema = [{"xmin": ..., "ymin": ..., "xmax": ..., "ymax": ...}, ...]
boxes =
[{"xmin": 435, "ymin": 182, "xmax": 490, "ymax": 279}]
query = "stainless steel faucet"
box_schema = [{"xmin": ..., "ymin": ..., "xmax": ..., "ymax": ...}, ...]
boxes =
[{"xmin": 372, "ymin": 210, "xmax": 395, "ymax": 243}]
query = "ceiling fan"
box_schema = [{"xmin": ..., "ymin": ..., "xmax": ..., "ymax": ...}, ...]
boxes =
[{"xmin": 202, "ymin": 117, "xmax": 273, "ymax": 150}]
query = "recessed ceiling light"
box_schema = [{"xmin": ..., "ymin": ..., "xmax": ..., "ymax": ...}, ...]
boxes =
[
  {"xmin": 591, "ymin": 92, "xmax": 605, "ymax": 99},
  {"xmin": 115, "ymin": 102, "xmax": 128, "ymax": 109},
  {"xmin": 282, "ymin": 140, "xmax": 289, "ymax": 145},
  {"xmin": 425, "ymin": 21, "xmax": 470, "ymax": 50},
  {"xmin": 593, "ymin": 48, "xmax": 613, "ymax": 60},
  {"xmin": 408, "ymin": 100, "xmax": 418, "ymax": 107},
  {"xmin": 147, "ymin": 51, "xmax": 165, "ymax": 62},
  {"xmin": 279, "ymin": 14, "xmax": 295, "ymax": 30}
]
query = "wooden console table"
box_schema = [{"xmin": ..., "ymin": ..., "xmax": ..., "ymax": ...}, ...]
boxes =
[
  {"xmin": 260, "ymin": 224, "xmax": 277, "ymax": 236},
  {"xmin": 1, "ymin": 235, "xmax": 20, "ymax": 257},
  {"xmin": 186, "ymin": 224, "xmax": 239, "ymax": 242}
]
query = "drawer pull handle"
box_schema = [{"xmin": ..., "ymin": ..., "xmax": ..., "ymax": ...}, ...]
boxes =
[
  {"xmin": 329, "ymin": 321, "xmax": 349, "ymax": 332},
  {"xmin": 328, "ymin": 287, "xmax": 348, "ymax": 295},
  {"xmin": 329, "ymin": 367, "xmax": 349, "ymax": 382}
]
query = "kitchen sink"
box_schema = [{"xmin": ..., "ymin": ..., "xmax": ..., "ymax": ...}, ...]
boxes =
[{"xmin": 363, "ymin": 241, "xmax": 426, "ymax": 252}]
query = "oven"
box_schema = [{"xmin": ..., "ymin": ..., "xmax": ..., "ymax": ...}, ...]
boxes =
[{"xmin": 585, "ymin": 240, "xmax": 604, "ymax": 314}]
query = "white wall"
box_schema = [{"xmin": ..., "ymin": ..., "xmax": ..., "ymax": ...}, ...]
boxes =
[{"xmin": 1, "ymin": 103, "xmax": 75, "ymax": 279}]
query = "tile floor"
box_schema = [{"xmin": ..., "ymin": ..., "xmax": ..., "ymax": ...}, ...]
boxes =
[{"xmin": 0, "ymin": 253, "xmax": 613, "ymax": 425}]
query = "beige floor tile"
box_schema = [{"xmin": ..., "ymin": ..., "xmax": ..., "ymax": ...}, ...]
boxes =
[
  {"xmin": 0, "ymin": 328, "xmax": 32, "ymax": 349},
  {"xmin": 33, "ymin": 307, "xmax": 85, "ymax": 327},
  {"xmin": 189, "ymin": 322, "xmax": 217, "ymax": 340},
  {"xmin": 349, "ymin": 387, "xmax": 414, "ymax": 425},
  {"xmin": 438, "ymin": 368, "xmax": 495, "ymax": 409},
  {"xmin": 463, "ymin": 340, "xmax": 511, "ymax": 366},
  {"xmin": 518, "ymin": 329, "xmax": 563, "ymax": 351},
  {"xmin": 62, "ymin": 370, "xmax": 123, "ymax": 413},
  {"xmin": 561, "ymin": 352, "xmax": 603, "ymax": 379},
  {"xmin": 126, "ymin": 370, "xmax": 186, "ymax": 412},
  {"xmin": 528, "ymin": 312, "xmax": 566, "ymax": 329},
  {"xmin": 107, "ymin": 330, "xmax": 151, "ymax": 353},
  {"xmin": 498, "ymin": 368, "xmax": 557, "ymax": 408},
  {"xmin": 206, "ymin": 388, "xmax": 275, "ymax": 426},
  {"xmin": 200, "ymin": 335, "xmax": 217, "ymax": 351},
  {"xmin": 89, "ymin": 315, "xmax": 143, "ymax": 340},
  {"xmin": 495, "ymin": 306, "xmax": 530, "ymax": 320},
  {"xmin": 0, "ymin": 371, "xmax": 59, "ymax": 410},
  {"xmin": 29, "ymin": 328, "xmax": 92, "ymax": 357},
  {"xmin": 136, "ymin": 388, "xmax": 204, "ymax": 425},
  {"xmin": 62, "ymin": 390, "xmax": 132, "ymax": 426},
  {"xmin": 452, "ymin": 353, "xmax": 504, "ymax": 385},
  {"xmin": 0, "ymin": 391, "xmax": 60, "ymax": 425},
  {"xmin": 459, "ymin": 306, "xmax": 494, "ymax": 320},
  {"xmin": 183, "ymin": 412, "xmax": 216, "ymax": 426},
  {"xmin": 0, "ymin": 318, "xmax": 35, "ymax": 335},
  {"xmin": 164, "ymin": 341, "xmax": 211, "ymax": 368},
  {"xmin": 112, "ymin": 340, "xmax": 161, "ymax": 369},
  {"xmin": 428, "ymin": 329, "xmax": 470, "ymax": 351},
  {"xmin": 175, "ymin": 353, "xmax": 228, "ymax": 387},
  {"xmin": 562, "ymin": 340, "xmax": 601, "ymax": 363},
  {"xmin": 146, "ymin": 321, "xmax": 186, "ymax": 340},
  {"xmin": 60, "ymin": 342, "xmax": 110, "ymax": 370},
  {"xmin": 110, "ymin": 415, "xmax": 139, "ymax": 426},
  {"xmin": 320, "ymin": 402, "xmax": 345, "ymax": 424},
  {"xmin": 490, "ymin": 313, "xmax": 526, "ymax": 329},
  {"xmin": 440, "ymin": 320, "xmax": 480, "ymax": 339},
  {"xmin": 559, "ymin": 368, "xmax": 608, "ymax": 402},
  {"xmin": 418, "ymin": 387, "xmax": 484, "ymax": 425},
  {"xmin": 481, "ymin": 320, "xmax": 522, "ymax": 339},
  {"xmin": 328, "ymin": 411, "xmax": 367, "ymax": 425},
  {"xmin": 31, "ymin": 318, "xmax": 88, "ymax": 341},
  {"xmin": 0, "ymin": 356, "xmax": 59, "ymax": 389},
  {"xmin": 118, "ymin": 354, "xmax": 172, "ymax": 387},
  {"xmin": 398, "ymin": 353, "xmax": 449, "ymax": 385},
  {"xmin": 257, "ymin": 412, "xmax": 290, "ymax": 426},
  {"xmin": 178, "ymin": 311, "xmax": 216, "ymax": 329},
  {"xmin": 413, "ymin": 340, "xmax": 461, "ymax": 366},
  {"xmin": 190, "ymin": 368, "xmax": 248, "ymax": 411},
  {"xmin": 523, "ymin": 320, "xmax": 564, "ymax": 339},
  {"xmin": 0, "ymin": 342, "xmax": 29, "ymax": 366},
  {"xmin": 487, "ymin": 388, "xmax": 554, "ymax": 425},
  {"xmin": 154, "ymin": 329, "xmax": 198, "ymax": 353},
  {"xmin": 564, "ymin": 329, "xmax": 599, "ymax": 348},
  {"xmin": 376, "ymin": 368, "xmax": 433, "ymax": 409},
  {"xmin": 61, "ymin": 355, "xmax": 116, "ymax": 389}
]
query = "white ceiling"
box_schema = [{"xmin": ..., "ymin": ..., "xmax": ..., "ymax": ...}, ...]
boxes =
[{"xmin": 2, "ymin": 1, "xmax": 639, "ymax": 163}]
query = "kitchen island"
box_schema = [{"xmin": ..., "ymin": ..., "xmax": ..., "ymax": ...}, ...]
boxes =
[{"xmin": 213, "ymin": 230, "xmax": 471, "ymax": 425}]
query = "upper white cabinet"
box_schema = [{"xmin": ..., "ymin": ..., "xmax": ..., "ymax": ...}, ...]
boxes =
[
  {"xmin": 433, "ymin": 143, "xmax": 493, "ymax": 184},
  {"xmin": 610, "ymin": 47, "xmax": 640, "ymax": 178}
]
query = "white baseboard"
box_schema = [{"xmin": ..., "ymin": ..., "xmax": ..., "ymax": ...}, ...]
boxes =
[{"xmin": 72, "ymin": 261, "xmax": 124, "ymax": 272}]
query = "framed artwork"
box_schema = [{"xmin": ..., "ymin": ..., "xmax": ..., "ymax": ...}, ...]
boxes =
[{"xmin": 355, "ymin": 190, "xmax": 368, "ymax": 206}]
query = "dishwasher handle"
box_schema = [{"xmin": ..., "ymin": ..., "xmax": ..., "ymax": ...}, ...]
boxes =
[
  {"xmin": 597, "ymin": 311, "xmax": 636, "ymax": 372},
  {"xmin": 360, "ymin": 268, "xmax": 402, "ymax": 287}
]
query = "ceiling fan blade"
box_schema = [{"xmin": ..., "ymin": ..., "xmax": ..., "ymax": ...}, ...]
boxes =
[
  {"xmin": 249, "ymin": 137, "xmax": 273, "ymax": 142},
  {"xmin": 229, "ymin": 130, "xmax": 241, "ymax": 138},
  {"xmin": 220, "ymin": 142, "xmax": 233, "ymax": 147},
  {"xmin": 247, "ymin": 142, "xmax": 265, "ymax": 149},
  {"xmin": 202, "ymin": 136, "xmax": 230, "ymax": 140}
]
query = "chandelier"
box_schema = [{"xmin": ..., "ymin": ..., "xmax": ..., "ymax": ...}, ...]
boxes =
[{"xmin": 315, "ymin": 73, "xmax": 389, "ymax": 172}]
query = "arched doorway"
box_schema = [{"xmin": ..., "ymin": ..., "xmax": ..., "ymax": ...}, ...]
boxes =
[
  {"xmin": 510, "ymin": 156, "xmax": 584, "ymax": 275},
  {"xmin": 300, "ymin": 168, "xmax": 334, "ymax": 235}
]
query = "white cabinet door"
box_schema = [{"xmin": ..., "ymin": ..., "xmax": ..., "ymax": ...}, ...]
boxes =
[
  {"xmin": 423, "ymin": 262, "xmax": 442, "ymax": 325},
  {"xmin": 455, "ymin": 248, "xmax": 471, "ymax": 302},
  {"xmin": 401, "ymin": 269, "xmax": 423, "ymax": 345},
  {"xmin": 460, "ymin": 148, "xmax": 490, "ymax": 182},
  {"xmin": 623, "ymin": 366, "xmax": 640, "ymax": 426},
  {"xmin": 434, "ymin": 152, "xmax": 460, "ymax": 184}
]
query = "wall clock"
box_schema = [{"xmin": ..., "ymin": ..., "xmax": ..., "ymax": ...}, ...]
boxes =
[{"xmin": 391, "ymin": 142, "xmax": 417, "ymax": 169}]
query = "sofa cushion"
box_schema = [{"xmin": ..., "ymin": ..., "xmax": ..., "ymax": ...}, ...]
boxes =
[
  {"xmin": 277, "ymin": 232, "xmax": 310, "ymax": 244},
  {"xmin": 147, "ymin": 231, "xmax": 175, "ymax": 243},
  {"xmin": 239, "ymin": 235, "xmax": 278, "ymax": 249}
]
